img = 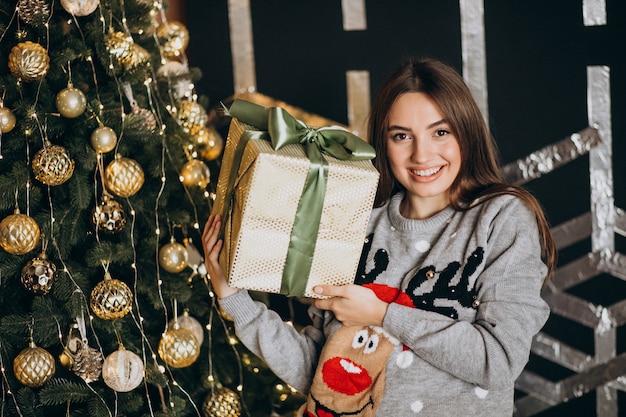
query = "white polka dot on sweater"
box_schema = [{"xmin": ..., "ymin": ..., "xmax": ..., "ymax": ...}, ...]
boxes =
[
  {"xmin": 396, "ymin": 350, "xmax": 414, "ymax": 369},
  {"xmin": 474, "ymin": 387, "xmax": 489, "ymax": 399},
  {"xmin": 410, "ymin": 400, "xmax": 424, "ymax": 413},
  {"xmin": 414, "ymin": 240, "xmax": 430, "ymax": 253}
]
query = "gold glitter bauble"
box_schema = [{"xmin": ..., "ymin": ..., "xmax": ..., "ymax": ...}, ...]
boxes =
[
  {"xmin": 158, "ymin": 239, "xmax": 189, "ymax": 273},
  {"xmin": 32, "ymin": 141, "xmax": 75, "ymax": 186},
  {"xmin": 90, "ymin": 273, "xmax": 133, "ymax": 320},
  {"xmin": 197, "ymin": 128, "xmax": 224, "ymax": 161},
  {"xmin": 90, "ymin": 125, "xmax": 117, "ymax": 153},
  {"xmin": 156, "ymin": 21, "xmax": 189, "ymax": 58},
  {"xmin": 0, "ymin": 209, "xmax": 40, "ymax": 255},
  {"xmin": 102, "ymin": 348, "xmax": 144, "ymax": 392},
  {"xmin": 104, "ymin": 155, "xmax": 144, "ymax": 198},
  {"xmin": 123, "ymin": 43, "xmax": 150, "ymax": 72},
  {"xmin": 169, "ymin": 311, "xmax": 204, "ymax": 345},
  {"xmin": 202, "ymin": 386, "xmax": 242, "ymax": 417},
  {"xmin": 180, "ymin": 159, "xmax": 211, "ymax": 188},
  {"xmin": 56, "ymin": 86, "xmax": 87, "ymax": 118},
  {"xmin": 174, "ymin": 100, "xmax": 208, "ymax": 135},
  {"xmin": 8, "ymin": 41, "xmax": 50, "ymax": 81},
  {"xmin": 21, "ymin": 251, "xmax": 58, "ymax": 295},
  {"xmin": 13, "ymin": 343, "xmax": 55, "ymax": 387},
  {"xmin": 0, "ymin": 106, "xmax": 17, "ymax": 133},
  {"xmin": 17, "ymin": 0, "xmax": 51, "ymax": 25},
  {"xmin": 60, "ymin": 0, "xmax": 100, "ymax": 16},
  {"xmin": 92, "ymin": 195, "xmax": 126, "ymax": 233},
  {"xmin": 158, "ymin": 326, "xmax": 200, "ymax": 368}
]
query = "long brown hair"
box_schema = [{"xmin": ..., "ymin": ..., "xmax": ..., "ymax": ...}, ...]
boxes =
[{"xmin": 368, "ymin": 57, "xmax": 557, "ymax": 282}]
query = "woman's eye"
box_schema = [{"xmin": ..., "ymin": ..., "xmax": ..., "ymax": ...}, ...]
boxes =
[
  {"xmin": 391, "ymin": 132, "xmax": 410, "ymax": 141},
  {"xmin": 434, "ymin": 129, "xmax": 450, "ymax": 137}
]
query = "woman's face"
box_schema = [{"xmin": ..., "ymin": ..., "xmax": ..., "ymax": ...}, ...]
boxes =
[{"xmin": 386, "ymin": 92, "xmax": 461, "ymax": 218}]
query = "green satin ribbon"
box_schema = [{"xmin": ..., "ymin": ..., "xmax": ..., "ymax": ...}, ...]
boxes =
[{"xmin": 223, "ymin": 99, "xmax": 375, "ymax": 296}]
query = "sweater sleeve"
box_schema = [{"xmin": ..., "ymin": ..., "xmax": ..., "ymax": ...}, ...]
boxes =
[
  {"xmin": 382, "ymin": 197, "xmax": 550, "ymax": 390},
  {"xmin": 218, "ymin": 290, "xmax": 328, "ymax": 393}
]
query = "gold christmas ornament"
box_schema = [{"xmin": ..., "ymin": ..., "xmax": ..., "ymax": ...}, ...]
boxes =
[
  {"xmin": 0, "ymin": 105, "xmax": 17, "ymax": 133},
  {"xmin": 127, "ymin": 103, "xmax": 158, "ymax": 133},
  {"xmin": 180, "ymin": 158, "xmax": 211, "ymax": 188},
  {"xmin": 90, "ymin": 272, "xmax": 133, "ymax": 320},
  {"xmin": 0, "ymin": 208, "xmax": 40, "ymax": 255},
  {"xmin": 90, "ymin": 125, "xmax": 117, "ymax": 153},
  {"xmin": 202, "ymin": 386, "xmax": 242, "ymax": 417},
  {"xmin": 123, "ymin": 43, "xmax": 150, "ymax": 72},
  {"xmin": 174, "ymin": 100, "xmax": 208, "ymax": 135},
  {"xmin": 60, "ymin": 0, "xmax": 100, "ymax": 16},
  {"xmin": 104, "ymin": 155, "xmax": 144, "ymax": 198},
  {"xmin": 156, "ymin": 21, "xmax": 189, "ymax": 58},
  {"xmin": 13, "ymin": 342, "xmax": 56, "ymax": 387},
  {"xmin": 59, "ymin": 325, "xmax": 103, "ymax": 383},
  {"xmin": 32, "ymin": 141, "xmax": 75, "ymax": 186},
  {"xmin": 17, "ymin": 0, "xmax": 51, "ymax": 25},
  {"xmin": 158, "ymin": 238, "xmax": 189, "ymax": 273},
  {"xmin": 56, "ymin": 85, "xmax": 87, "ymax": 118},
  {"xmin": 92, "ymin": 195, "xmax": 126, "ymax": 233},
  {"xmin": 102, "ymin": 347, "xmax": 144, "ymax": 392},
  {"xmin": 8, "ymin": 41, "xmax": 50, "ymax": 81},
  {"xmin": 104, "ymin": 30, "xmax": 133, "ymax": 69},
  {"xmin": 169, "ymin": 310, "xmax": 204, "ymax": 345},
  {"xmin": 158, "ymin": 324, "xmax": 200, "ymax": 368},
  {"xmin": 197, "ymin": 127, "xmax": 224, "ymax": 161},
  {"xmin": 21, "ymin": 251, "xmax": 58, "ymax": 295}
]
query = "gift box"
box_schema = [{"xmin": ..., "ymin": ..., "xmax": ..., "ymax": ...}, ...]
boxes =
[{"xmin": 211, "ymin": 100, "xmax": 379, "ymax": 298}]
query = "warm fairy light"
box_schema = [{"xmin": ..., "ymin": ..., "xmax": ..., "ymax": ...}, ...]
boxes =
[
  {"xmin": 159, "ymin": 365, "xmax": 165, "ymax": 373},
  {"xmin": 172, "ymin": 381, "xmax": 178, "ymax": 387},
  {"xmin": 178, "ymin": 175, "xmax": 185, "ymax": 183},
  {"xmin": 236, "ymin": 384, "xmax": 243, "ymax": 392},
  {"xmin": 253, "ymin": 367, "xmax": 259, "ymax": 373},
  {"xmin": 158, "ymin": 280, "xmax": 163, "ymax": 285},
  {"xmin": 131, "ymin": 263, "xmax": 136, "ymax": 269},
  {"xmin": 276, "ymin": 384, "xmax": 284, "ymax": 391},
  {"xmin": 193, "ymin": 222, "xmax": 199, "ymax": 229},
  {"xmin": 228, "ymin": 336, "xmax": 237, "ymax": 345},
  {"xmin": 130, "ymin": 210, "xmax": 136, "ymax": 216},
  {"xmin": 286, "ymin": 321, "xmax": 294, "ymax": 327},
  {"xmin": 156, "ymin": 228, "xmax": 161, "ymax": 235},
  {"xmin": 206, "ymin": 324, "xmax": 211, "ymax": 331},
  {"xmin": 161, "ymin": 176, "xmax": 166, "ymax": 183},
  {"xmin": 207, "ymin": 375, "xmax": 214, "ymax": 382},
  {"xmin": 280, "ymin": 394, "xmax": 288, "ymax": 401}
]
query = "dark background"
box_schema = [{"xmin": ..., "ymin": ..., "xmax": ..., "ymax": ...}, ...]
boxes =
[{"xmin": 183, "ymin": 1, "xmax": 626, "ymax": 415}]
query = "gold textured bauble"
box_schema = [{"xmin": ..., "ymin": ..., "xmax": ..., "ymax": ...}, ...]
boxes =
[
  {"xmin": 169, "ymin": 311, "xmax": 204, "ymax": 345},
  {"xmin": 17, "ymin": 0, "xmax": 51, "ymax": 25},
  {"xmin": 158, "ymin": 239, "xmax": 189, "ymax": 273},
  {"xmin": 0, "ymin": 106, "xmax": 17, "ymax": 133},
  {"xmin": 91, "ymin": 125, "xmax": 117, "ymax": 153},
  {"xmin": 32, "ymin": 141, "xmax": 75, "ymax": 186},
  {"xmin": 156, "ymin": 21, "xmax": 189, "ymax": 58},
  {"xmin": 104, "ymin": 30, "xmax": 133, "ymax": 68},
  {"xmin": 202, "ymin": 386, "xmax": 242, "ymax": 417},
  {"xmin": 158, "ymin": 326, "xmax": 200, "ymax": 368},
  {"xmin": 8, "ymin": 41, "xmax": 50, "ymax": 81},
  {"xmin": 197, "ymin": 128, "xmax": 224, "ymax": 161},
  {"xmin": 174, "ymin": 100, "xmax": 208, "ymax": 135},
  {"xmin": 123, "ymin": 44, "xmax": 150, "ymax": 72},
  {"xmin": 92, "ymin": 195, "xmax": 126, "ymax": 233},
  {"xmin": 180, "ymin": 159, "xmax": 211, "ymax": 188},
  {"xmin": 104, "ymin": 155, "xmax": 144, "ymax": 198},
  {"xmin": 0, "ymin": 209, "xmax": 40, "ymax": 255},
  {"xmin": 90, "ymin": 272, "xmax": 133, "ymax": 320},
  {"xmin": 59, "ymin": 327, "xmax": 103, "ymax": 383},
  {"xmin": 56, "ymin": 86, "xmax": 87, "ymax": 118},
  {"xmin": 102, "ymin": 348, "xmax": 144, "ymax": 392},
  {"xmin": 13, "ymin": 343, "xmax": 55, "ymax": 387},
  {"xmin": 21, "ymin": 251, "xmax": 58, "ymax": 295},
  {"xmin": 60, "ymin": 0, "xmax": 100, "ymax": 16}
]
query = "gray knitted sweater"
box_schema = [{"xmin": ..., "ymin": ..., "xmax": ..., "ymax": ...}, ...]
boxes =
[{"xmin": 219, "ymin": 192, "xmax": 550, "ymax": 416}]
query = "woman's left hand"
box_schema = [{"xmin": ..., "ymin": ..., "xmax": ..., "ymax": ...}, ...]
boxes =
[{"xmin": 313, "ymin": 284, "xmax": 388, "ymax": 327}]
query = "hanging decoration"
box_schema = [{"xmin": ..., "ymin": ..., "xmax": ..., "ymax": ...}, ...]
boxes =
[
  {"xmin": 158, "ymin": 236, "xmax": 189, "ymax": 273},
  {"xmin": 92, "ymin": 194, "xmax": 126, "ymax": 233},
  {"xmin": 90, "ymin": 125, "xmax": 117, "ymax": 154},
  {"xmin": 17, "ymin": 0, "xmax": 51, "ymax": 25},
  {"xmin": 104, "ymin": 154, "xmax": 144, "ymax": 198},
  {"xmin": 60, "ymin": 0, "xmax": 100, "ymax": 17},
  {"xmin": 156, "ymin": 21, "xmax": 189, "ymax": 59},
  {"xmin": 0, "ymin": 207, "xmax": 40, "ymax": 255},
  {"xmin": 169, "ymin": 309, "xmax": 204, "ymax": 345},
  {"xmin": 174, "ymin": 100, "xmax": 208, "ymax": 135},
  {"xmin": 58, "ymin": 322, "xmax": 103, "ymax": 383},
  {"xmin": 158, "ymin": 322, "xmax": 200, "ymax": 368},
  {"xmin": 13, "ymin": 341, "xmax": 56, "ymax": 387},
  {"xmin": 202, "ymin": 385, "xmax": 242, "ymax": 417},
  {"xmin": 180, "ymin": 158, "xmax": 211, "ymax": 189},
  {"xmin": 20, "ymin": 244, "xmax": 58, "ymax": 295},
  {"xmin": 31, "ymin": 140, "xmax": 75, "ymax": 186},
  {"xmin": 90, "ymin": 270, "xmax": 133, "ymax": 320},
  {"xmin": 197, "ymin": 127, "xmax": 224, "ymax": 161},
  {"xmin": 8, "ymin": 41, "xmax": 50, "ymax": 81},
  {"xmin": 0, "ymin": 101, "xmax": 17, "ymax": 134},
  {"xmin": 101, "ymin": 345, "xmax": 144, "ymax": 392},
  {"xmin": 56, "ymin": 83, "xmax": 87, "ymax": 118}
]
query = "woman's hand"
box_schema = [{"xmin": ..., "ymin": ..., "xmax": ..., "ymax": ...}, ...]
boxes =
[
  {"xmin": 201, "ymin": 215, "xmax": 238, "ymax": 299},
  {"xmin": 313, "ymin": 284, "xmax": 388, "ymax": 327}
]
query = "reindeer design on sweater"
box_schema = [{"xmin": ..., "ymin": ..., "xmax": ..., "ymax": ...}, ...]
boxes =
[{"xmin": 304, "ymin": 233, "xmax": 484, "ymax": 416}]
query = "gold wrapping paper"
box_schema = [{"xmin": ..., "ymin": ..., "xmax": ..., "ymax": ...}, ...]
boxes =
[{"xmin": 211, "ymin": 118, "xmax": 379, "ymax": 298}]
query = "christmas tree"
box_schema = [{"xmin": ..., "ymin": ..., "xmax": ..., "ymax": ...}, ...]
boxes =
[{"xmin": 0, "ymin": 0, "xmax": 304, "ymax": 416}]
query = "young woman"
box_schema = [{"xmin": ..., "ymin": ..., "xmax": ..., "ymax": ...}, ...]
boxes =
[{"xmin": 202, "ymin": 57, "xmax": 556, "ymax": 416}]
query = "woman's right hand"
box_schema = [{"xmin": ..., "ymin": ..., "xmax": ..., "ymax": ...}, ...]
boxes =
[{"xmin": 201, "ymin": 215, "xmax": 238, "ymax": 299}]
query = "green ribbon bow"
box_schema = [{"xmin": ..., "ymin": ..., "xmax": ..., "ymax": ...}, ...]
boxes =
[{"xmin": 223, "ymin": 99, "xmax": 375, "ymax": 296}]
